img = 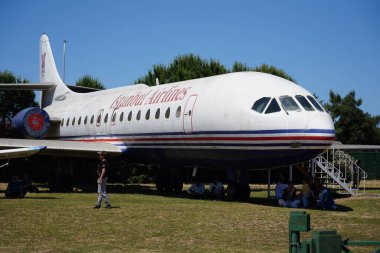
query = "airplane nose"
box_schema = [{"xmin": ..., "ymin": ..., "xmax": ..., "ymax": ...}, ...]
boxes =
[{"xmin": 306, "ymin": 114, "xmax": 336, "ymax": 138}]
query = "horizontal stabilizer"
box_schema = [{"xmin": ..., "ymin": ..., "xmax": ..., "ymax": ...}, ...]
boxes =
[
  {"xmin": 0, "ymin": 82, "xmax": 56, "ymax": 90},
  {"xmin": 67, "ymin": 85, "xmax": 101, "ymax": 93}
]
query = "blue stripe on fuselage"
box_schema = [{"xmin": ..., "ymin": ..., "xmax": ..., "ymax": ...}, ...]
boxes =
[{"xmin": 53, "ymin": 129, "xmax": 335, "ymax": 140}]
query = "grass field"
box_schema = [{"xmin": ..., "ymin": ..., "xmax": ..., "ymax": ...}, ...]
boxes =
[{"xmin": 0, "ymin": 182, "xmax": 379, "ymax": 253}]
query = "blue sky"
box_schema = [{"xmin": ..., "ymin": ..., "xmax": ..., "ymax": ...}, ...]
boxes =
[{"xmin": 0, "ymin": 0, "xmax": 379, "ymax": 116}]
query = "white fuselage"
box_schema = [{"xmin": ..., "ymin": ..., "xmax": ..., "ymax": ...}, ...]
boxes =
[{"xmin": 43, "ymin": 72, "xmax": 335, "ymax": 169}]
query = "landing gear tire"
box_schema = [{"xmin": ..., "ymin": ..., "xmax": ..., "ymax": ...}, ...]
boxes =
[
  {"xmin": 237, "ymin": 183, "xmax": 251, "ymax": 202},
  {"xmin": 155, "ymin": 169, "xmax": 183, "ymax": 192},
  {"xmin": 226, "ymin": 183, "xmax": 251, "ymax": 202},
  {"xmin": 173, "ymin": 175, "xmax": 183, "ymax": 193}
]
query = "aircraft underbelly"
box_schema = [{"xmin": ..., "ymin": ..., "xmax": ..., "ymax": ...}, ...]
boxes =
[{"xmin": 125, "ymin": 147, "xmax": 325, "ymax": 169}]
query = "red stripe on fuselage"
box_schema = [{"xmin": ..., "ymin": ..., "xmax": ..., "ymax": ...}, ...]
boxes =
[{"xmin": 68, "ymin": 135, "xmax": 335, "ymax": 143}]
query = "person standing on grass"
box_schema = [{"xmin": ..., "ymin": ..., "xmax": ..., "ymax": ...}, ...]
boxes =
[{"xmin": 94, "ymin": 151, "xmax": 111, "ymax": 209}]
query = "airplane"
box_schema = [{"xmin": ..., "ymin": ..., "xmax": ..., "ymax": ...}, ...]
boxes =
[{"xmin": 0, "ymin": 34, "xmax": 335, "ymax": 197}]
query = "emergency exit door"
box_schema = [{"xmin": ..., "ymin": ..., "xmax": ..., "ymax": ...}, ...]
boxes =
[{"xmin": 183, "ymin": 95, "xmax": 197, "ymax": 133}]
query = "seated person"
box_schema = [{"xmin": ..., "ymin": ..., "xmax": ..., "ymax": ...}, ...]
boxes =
[
  {"xmin": 311, "ymin": 181, "xmax": 322, "ymax": 203},
  {"xmin": 301, "ymin": 179, "xmax": 314, "ymax": 208},
  {"xmin": 187, "ymin": 180, "xmax": 205, "ymax": 198},
  {"xmin": 5, "ymin": 175, "xmax": 25, "ymax": 198},
  {"xmin": 209, "ymin": 180, "xmax": 224, "ymax": 200},
  {"xmin": 275, "ymin": 175, "xmax": 287, "ymax": 207},
  {"xmin": 317, "ymin": 186, "xmax": 337, "ymax": 210},
  {"xmin": 284, "ymin": 182, "xmax": 301, "ymax": 208},
  {"xmin": 22, "ymin": 174, "xmax": 39, "ymax": 193}
]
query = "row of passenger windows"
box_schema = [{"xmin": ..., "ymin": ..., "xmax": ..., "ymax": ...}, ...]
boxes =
[
  {"xmin": 252, "ymin": 95, "xmax": 324, "ymax": 114},
  {"xmin": 60, "ymin": 106, "xmax": 183, "ymax": 127}
]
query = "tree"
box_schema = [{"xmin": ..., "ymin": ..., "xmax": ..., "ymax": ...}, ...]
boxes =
[
  {"xmin": 136, "ymin": 55, "xmax": 296, "ymax": 86},
  {"xmin": 75, "ymin": 74, "xmax": 105, "ymax": 90},
  {"xmin": 0, "ymin": 70, "xmax": 38, "ymax": 137},
  {"xmin": 232, "ymin": 62, "xmax": 296, "ymax": 82},
  {"xmin": 253, "ymin": 64, "xmax": 296, "ymax": 83},
  {"xmin": 136, "ymin": 54, "xmax": 228, "ymax": 86},
  {"xmin": 324, "ymin": 90, "xmax": 380, "ymax": 144},
  {"xmin": 232, "ymin": 61, "xmax": 253, "ymax": 72}
]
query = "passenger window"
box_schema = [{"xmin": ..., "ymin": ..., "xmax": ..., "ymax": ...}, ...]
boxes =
[
  {"xmin": 84, "ymin": 116, "xmax": 88, "ymax": 125},
  {"xmin": 66, "ymin": 118, "xmax": 70, "ymax": 126},
  {"xmin": 146, "ymin": 109, "xmax": 150, "ymax": 120},
  {"xmin": 61, "ymin": 119, "xmax": 64, "ymax": 127},
  {"xmin": 265, "ymin": 99, "xmax": 281, "ymax": 114},
  {"xmin": 104, "ymin": 113, "xmax": 108, "ymax": 123},
  {"xmin": 307, "ymin": 96, "xmax": 324, "ymax": 112},
  {"xmin": 295, "ymin": 95, "xmax": 314, "ymax": 111},
  {"xmin": 90, "ymin": 115, "xmax": 94, "ymax": 124},
  {"xmin": 137, "ymin": 110, "xmax": 141, "ymax": 121},
  {"xmin": 119, "ymin": 112, "xmax": 124, "ymax": 122},
  {"xmin": 78, "ymin": 117, "xmax": 82, "ymax": 125},
  {"xmin": 97, "ymin": 114, "xmax": 102, "ymax": 124},
  {"xmin": 155, "ymin": 108, "xmax": 160, "ymax": 119},
  {"xmin": 252, "ymin": 97, "xmax": 271, "ymax": 113},
  {"xmin": 111, "ymin": 111, "xmax": 117, "ymax": 123},
  {"xmin": 279, "ymin": 96, "xmax": 300, "ymax": 111},
  {"xmin": 128, "ymin": 111, "xmax": 132, "ymax": 121},
  {"xmin": 165, "ymin": 107, "xmax": 170, "ymax": 118},
  {"xmin": 72, "ymin": 117, "xmax": 75, "ymax": 126},
  {"xmin": 176, "ymin": 106, "xmax": 181, "ymax": 118}
]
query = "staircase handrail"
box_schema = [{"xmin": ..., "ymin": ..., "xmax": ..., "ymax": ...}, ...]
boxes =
[
  {"xmin": 315, "ymin": 155, "xmax": 344, "ymax": 179},
  {"xmin": 313, "ymin": 155, "xmax": 355, "ymax": 196}
]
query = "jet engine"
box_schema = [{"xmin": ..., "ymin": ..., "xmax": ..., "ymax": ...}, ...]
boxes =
[{"xmin": 11, "ymin": 107, "xmax": 50, "ymax": 139}]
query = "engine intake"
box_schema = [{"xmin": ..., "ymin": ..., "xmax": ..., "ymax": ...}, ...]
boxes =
[{"xmin": 11, "ymin": 107, "xmax": 50, "ymax": 139}]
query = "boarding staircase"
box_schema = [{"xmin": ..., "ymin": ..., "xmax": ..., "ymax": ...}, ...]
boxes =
[{"xmin": 312, "ymin": 149, "xmax": 368, "ymax": 196}]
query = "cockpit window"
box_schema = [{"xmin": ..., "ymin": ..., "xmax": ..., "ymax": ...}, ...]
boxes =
[
  {"xmin": 279, "ymin": 96, "xmax": 300, "ymax": 111},
  {"xmin": 252, "ymin": 97, "xmax": 271, "ymax": 113},
  {"xmin": 307, "ymin": 96, "xmax": 324, "ymax": 112},
  {"xmin": 265, "ymin": 98, "xmax": 281, "ymax": 114},
  {"xmin": 295, "ymin": 95, "xmax": 315, "ymax": 111}
]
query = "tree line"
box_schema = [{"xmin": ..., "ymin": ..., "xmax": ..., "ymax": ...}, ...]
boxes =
[
  {"xmin": 1, "ymin": 53, "xmax": 379, "ymax": 144},
  {"xmin": 135, "ymin": 54, "xmax": 296, "ymax": 85}
]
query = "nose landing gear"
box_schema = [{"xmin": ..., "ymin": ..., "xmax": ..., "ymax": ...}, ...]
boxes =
[{"xmin": 226, "ymin": 168, "xmax": 251, "ymax": 202}]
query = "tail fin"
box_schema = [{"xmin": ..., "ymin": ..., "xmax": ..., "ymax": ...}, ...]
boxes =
[{"xmin": 39, "ymin": 34, "xmax": 72, "ymax": 107}]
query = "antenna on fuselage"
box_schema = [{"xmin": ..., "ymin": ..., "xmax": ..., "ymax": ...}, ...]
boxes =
[{"xmin": 62, "ymin": 40, "xmax": 67, "ymax": 82}]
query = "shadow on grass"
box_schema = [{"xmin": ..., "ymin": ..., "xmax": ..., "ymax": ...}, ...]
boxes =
[
  {"xmin": 112, "ymin": 184, "xmax": 354, "ymax": 212},
  {"xmin": 24, "ymin": 196, "xmax": 61, "ymax": 200},
  {"xmin": 28, "ymin": 183, "xmax": 354, "ymax": 212},
  {"xmin": 250, "ymin": 196, "xmax": 353, "ymax": 212},
  {"xmin": 1, "ymin": 196, "xmax": 60, "ymax": 200}
]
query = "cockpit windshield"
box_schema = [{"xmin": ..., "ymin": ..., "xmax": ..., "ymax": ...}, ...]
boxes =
[
  {"xmin": 252, "ymin": 97, "xmax": 271, "ymax": 113},
  {"xmin": 252, "ymin": 95, "xmax": 327, "ymax": 115},
  {"xmin": 265, "ymin": 98, "xmax": 281, "ymax": 114},
  {"xmin": 279, "ymin": 96, "xmax": 300, "ymax": 111},
  {"xmin": 307, "ymin": 96, "xmax": 324, "ymax": 112},
  {"xmin": 295, "ymin": 95, "xmax": 314, "ymax": 111}
]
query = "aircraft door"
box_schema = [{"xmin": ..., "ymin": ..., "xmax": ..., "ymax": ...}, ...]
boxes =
[{"xmin": 183, "ymin": 95, "xmax": 198, "ymax": 133}]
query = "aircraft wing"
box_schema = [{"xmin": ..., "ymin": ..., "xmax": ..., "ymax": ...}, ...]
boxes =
[
  {"xmin": 0, "ymin": 146, "xmax": 47, "ymax": 160},
  {"xmin": 0, "ymin": 138, "xmax": 124, "ymax": 158},
  {"xmin": 331, "ymin": 142, "xmax": 380, "ymax": 150}
]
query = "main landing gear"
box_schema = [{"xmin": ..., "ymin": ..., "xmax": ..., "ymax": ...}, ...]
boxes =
[
  {"xmin": 226, "ymin": 168, "xmax": 251, "ymax": 202},
  {"xmin": 154, "ymin": 165, "xmax": 251, "ymax": 202},
  {"xmin": 155, "ymin": 166, "xmax": 183, "ymax": 193}
]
